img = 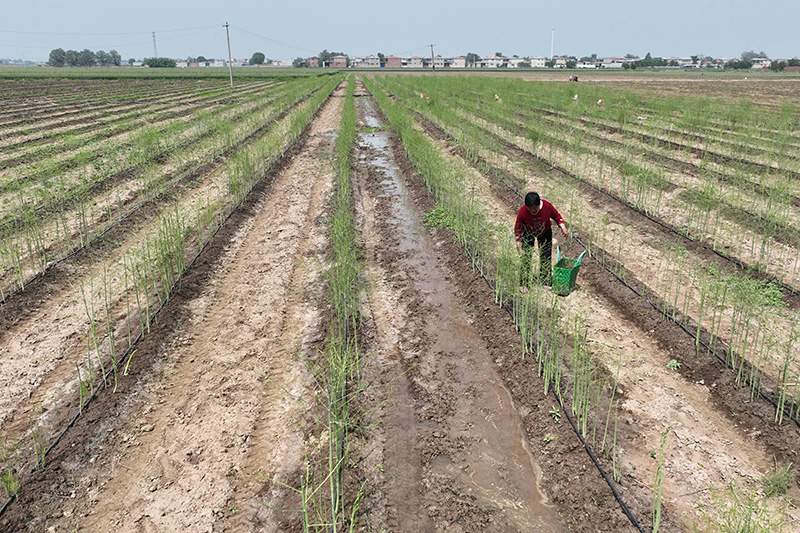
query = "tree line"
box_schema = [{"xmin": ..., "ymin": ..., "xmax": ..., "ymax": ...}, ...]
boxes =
[{"xmin": 48, "ymin": 48, "xmax": 123, "ymax": 67}]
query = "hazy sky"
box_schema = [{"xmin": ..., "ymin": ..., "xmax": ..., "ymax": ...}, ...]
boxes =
[{"xmin": 2, "ymin": 0, "xmax": 798, "ymax": 62}]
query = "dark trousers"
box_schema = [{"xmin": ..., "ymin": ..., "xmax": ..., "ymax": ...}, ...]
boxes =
[{"xmin": 520, "ymin": 229, "xmax": 553, "ymax": 286}]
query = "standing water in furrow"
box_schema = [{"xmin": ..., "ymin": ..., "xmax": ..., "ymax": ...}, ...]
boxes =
[{"xmin": 355, "ymin": 90, "xmax": 561, "ymax": 531}]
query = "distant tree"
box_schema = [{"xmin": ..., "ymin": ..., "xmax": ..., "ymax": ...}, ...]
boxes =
[
  {"xmin": 109, "ymin": 50, "xmax": 121, "ymax": 66},
  {"xmin": 319, "ymin": 50, "xmax": 349, "ymax": 67},
  {"xmin": 691, "ymin": 55, "xmax": 699, "ymax": 64},
  {"xmin": 495, "ymin": 51, "xmax": 503, "ymax": 57},
  {"xmin": 622, "ymin": 62, "xmax": 630, "ymax": 70},
  {"xmin": 788, "ymin": 58, "xmax": 800, "ymax": 67},
  {"xmin": 196, "ymin": 55, "xmax": 207, "ymax": 62},
  {"xmin": 128, "ymin": 58, "xmax": 136, "ymax": 65},
  {"xmin": 96, "ymin": 50, "xmax": 111, "ymax": 66},
  {"xmin": 144, "ymin": 57, "xmax": 177, "ymax": 68},
  {"xmin": 624, "ymin": 53, "xmax": 639, "ymax": 59},
  {"xmin": 725, "ymin": 58, "xmax": 753, "ymax": 69},
  {"xmin": 48, "ymin": 48, "xmax": 66, "ymax": 67},
  {"xmin": 250, "ymin": 52, "xmax": 265, "ymax": 65},
  {"xmin": 377, "ymin": 52, "xmax": 386, "ymax": 66},
  {"xmin": 518, "ymin": 61, "xmax": 531, "ymax": 68},
  {"xmin": 770, "ymin": 61, "xmax": 786, "ymax": 72},
  {"xmin": 545, "ymin": 59, "xmax": 555, "ymax": 68},
  {"xmin": 565, "ymin": 60, "xmax": 577, "ymax": 69},
  {"xmin": 64, "ymin": 50, "xmax": 78, "ymax": 66},
  {"xmin": 741, "ymin": 50, "xmax": 767, "ymax": 61},
  {"xmin": 465, "ymin": 52, "xmax": 480, "ymax": 67},
  {"xmin": 78, "ymin": 49, "xmax": 96, "ymax": 67},
  {"xmin": 669, "ymin": 60, "xmax": 679, "ymax": 67},
  {"xmin": 292, "ymin": 57, "xmax": 308, "ymax": 68}
]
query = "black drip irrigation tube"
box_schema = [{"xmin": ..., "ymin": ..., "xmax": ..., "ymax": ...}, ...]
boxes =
[
  {"xmin": 570, "ymin": 233, "xmax": 800, "ymax": 432},
  {"xmin": 0, "ymin": 89, "xmax": 333, "ymax": 520},
  {"xmin": 463, "ymin": 247, "xmax": 645, "ymax": 532},
  {"xmin": 487, "ymin": 140, "xmax": 800, "ymax": 430}
]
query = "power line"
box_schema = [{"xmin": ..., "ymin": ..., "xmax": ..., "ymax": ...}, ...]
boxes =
[
  {"xmin": 0, "ymin": 25, "xmax": 218, "ymax": 37},
  {"xmin": 230, "ymin": 25, "xmax": 317, "ymax": 55}
]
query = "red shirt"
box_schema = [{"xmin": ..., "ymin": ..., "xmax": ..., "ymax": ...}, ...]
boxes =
[{"xmin": 514, "ymin": 200, "xmax": 564, "ymax": 241}]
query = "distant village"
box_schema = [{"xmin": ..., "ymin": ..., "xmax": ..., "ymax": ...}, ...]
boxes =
[
  {"xmin": 3, "ymin": 51, "xmax": 799, "ymax": 71},
  {"xmin": 142, "ymin": 54, "xmax": 796, "ymax": 70}
]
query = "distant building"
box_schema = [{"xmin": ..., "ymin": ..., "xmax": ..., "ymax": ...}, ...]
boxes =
[
  {"xmin": 450, "ymin": 56, "xmax": 466, "ymax": 68},
  {"xmin": 529, "ymin": 57, "xmax": 547, "ymax": 68},
  {"xmin": 307, "ymin": 56, "xmax": 320, "ymax": 67},
  {"xmin": 600, "ymin": 57, "xmax": 623, "ymax": 68},
  {"xmin": 751, "ymin": 57, "xmax": 771, "ymax": 69},
  {"xmin": 331, "ymin": 55, "xmax": 348, "ymax": 68},
  {"xmin": 407, "ymin": 56, "xmax": 424, "ymax": 68},
  {"xmin": 386, "ymin": 55, "xmax": 402, "ymax": 68},
  {"xmin": 362, "ymin": 55, "xmax": 380, "ymax": 68}
]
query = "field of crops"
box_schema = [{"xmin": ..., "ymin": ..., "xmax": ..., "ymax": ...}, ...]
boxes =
[{"xmin": 0, "ymin": 70, "xmax": 798, "ymax": 531}]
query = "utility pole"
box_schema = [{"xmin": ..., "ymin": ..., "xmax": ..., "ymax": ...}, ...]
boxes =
[
  {"xmin": 224, "ymin": 22, "xmax": 234, "ymax": 89},
  {"xmin": 429, "ymin": 44, "xmax": 436, "ymax": 74},
  {"xmin": 152, "ymin": 32, "xmax": 158, "ymax": 58},
  {"xmin": 550, "ymin": 27, "xmax": 554, "ymax": 61}
]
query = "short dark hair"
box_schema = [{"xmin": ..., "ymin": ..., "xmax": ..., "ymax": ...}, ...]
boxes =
[{"xmin": 524, "ymin": 192, "xmax": 540, "ymax": 208}]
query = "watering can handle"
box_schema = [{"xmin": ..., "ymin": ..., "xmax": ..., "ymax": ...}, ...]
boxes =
[
  {"xmin": 576, "ymin": 251, "xmax": 587, "ymax": 266},
  {"xmin": 556, "ymin": 246, "xmax": 561, "ymax": 263}
]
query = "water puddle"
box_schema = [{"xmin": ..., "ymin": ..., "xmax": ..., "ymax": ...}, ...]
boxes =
[{"xmin": 356, "ymin": 94, "xmax": 560, "ymax": 531}]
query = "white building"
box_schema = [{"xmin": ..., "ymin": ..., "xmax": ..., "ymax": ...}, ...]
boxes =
[
  {"xmin": 529, "ymin": 57, "xmax": 547, "ymax": 68},
  {"xmin": 751, "ymin": 57, "xmax": 772, "ymax": 69}
]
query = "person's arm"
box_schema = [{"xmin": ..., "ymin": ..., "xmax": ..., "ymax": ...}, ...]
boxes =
[{"xmin": 550, "ymin": 205, "xmax": 569, "ymax": 238}]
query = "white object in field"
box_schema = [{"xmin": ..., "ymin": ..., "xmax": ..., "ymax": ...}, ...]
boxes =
[
  {"xmin": 597, "ymin": 99, "xmax": 604, "ymax": 105},
  {"xmin": 574, "ymin": 94, "xmax": 578, "ymax": 100}
]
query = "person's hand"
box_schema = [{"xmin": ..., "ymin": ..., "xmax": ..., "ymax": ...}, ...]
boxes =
[{"xmin": 560, "ymin": 224, "xmax": 568, "ymax": 238}]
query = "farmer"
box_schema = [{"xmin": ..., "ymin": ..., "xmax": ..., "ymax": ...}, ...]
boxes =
[{"xmin": 515, "ymin": 192, "xmax": 568, "ymax": 288}]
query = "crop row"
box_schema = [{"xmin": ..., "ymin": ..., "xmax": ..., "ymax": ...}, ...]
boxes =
[
  {"xmin": 0, "ymin": 74, "xmax": 342, "ymax": 510},
  {"xmin": 0, "ymin": 81, "xmax": 278, "ymax": 168},
  {"xmin": 0, "ymin": 76, "xmax": 330, "ymax": 299}
]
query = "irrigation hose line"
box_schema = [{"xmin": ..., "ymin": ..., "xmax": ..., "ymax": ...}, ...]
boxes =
[
  {"xmin": 374, "ymin": 83, "xmax": 645, "ymax": 531},
  {"xmin": 0, "ymin": 83, "xmax": 339, "ymax": 520},
  {"xmin": 463, "ymin": 248, "xmax": 645, "ymax": 533},
  {"xmin": 570, "ymin": 233, "xmax": 800, "ymax": 431}
]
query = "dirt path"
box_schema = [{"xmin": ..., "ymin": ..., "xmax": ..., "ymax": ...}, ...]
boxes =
[{"xmin": 0, "ymin": 86, "xmax": 343, "ymax": 532}]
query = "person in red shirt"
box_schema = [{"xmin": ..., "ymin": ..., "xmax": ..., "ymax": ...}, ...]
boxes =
[{"xmin": 514, "ymin": 192, "xmax": 568, "ymax": 288}]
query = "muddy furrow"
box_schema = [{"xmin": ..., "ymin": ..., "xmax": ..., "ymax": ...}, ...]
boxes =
[{"xmin": 353, "ymin": 88, "xmax": 602, "ymax": 531}]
